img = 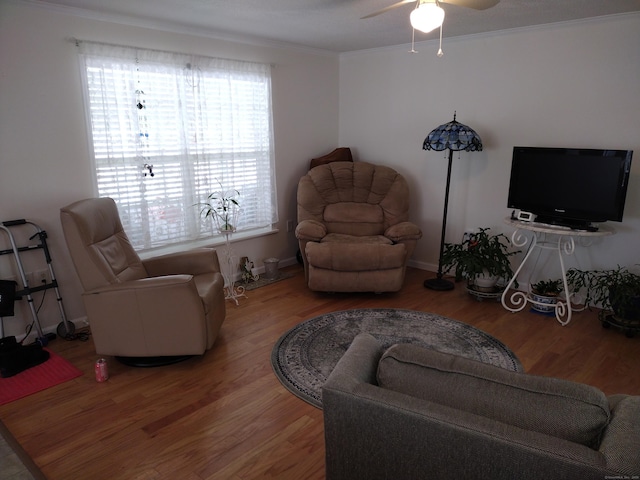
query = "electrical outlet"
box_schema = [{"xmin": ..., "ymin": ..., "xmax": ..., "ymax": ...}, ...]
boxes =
[
  {"xmin": 286, "ymin": 220, "xmax": 294, "ymax": 232},
  {"xmin": 462, "ymin": 227, "xmax": 479, "ymax": 243},
  {"xmin": 34, "ymin": 269, "xmax": 50, "ymax": 285}
]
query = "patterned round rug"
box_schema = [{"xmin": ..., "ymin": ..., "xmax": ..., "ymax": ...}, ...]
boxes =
[{"xmin": 271, "ymin": 308, "xmax": 523, "ymax": 408}]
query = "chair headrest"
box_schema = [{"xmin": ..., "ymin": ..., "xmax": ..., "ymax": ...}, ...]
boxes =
[{"xmin": 60, "ymin": 197, "xmax": 124, "ymax": 244}]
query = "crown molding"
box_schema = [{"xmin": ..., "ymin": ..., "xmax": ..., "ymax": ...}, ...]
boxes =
[{"xmin": 8, "ymin": 0, "xmax": 339, "ymax": 58}]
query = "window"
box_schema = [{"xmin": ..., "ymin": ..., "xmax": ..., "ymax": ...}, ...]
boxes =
[{"xmin": 77, "ymin": 41, "xmax": 277, "ymax": 252}]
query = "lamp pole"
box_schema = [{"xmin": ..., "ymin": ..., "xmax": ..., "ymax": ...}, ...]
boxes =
[{"xmin": 424, "ymin": 149, "xmax": 455, "ymax": 291}]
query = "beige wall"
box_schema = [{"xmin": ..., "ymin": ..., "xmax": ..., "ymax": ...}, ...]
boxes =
[
  {"xmin": 0, "ymin": 1, "xmax": 339, "ymax": 338},
  {"xmin": 339, "ymin": 14, "xmax": 640, "ymax": 282},
  {"xmin": 2, "ymin": 1, "xmax": 638, "ymax": 339}
]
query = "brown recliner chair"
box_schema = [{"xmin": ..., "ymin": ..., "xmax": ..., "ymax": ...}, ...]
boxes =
[
  {"xmin": 296, "ymin": 161, "xmax": 422, "ymax": 293},
  {"xmin": 60, "ymin": 197, "xmax": 226, "ymax": 364}
]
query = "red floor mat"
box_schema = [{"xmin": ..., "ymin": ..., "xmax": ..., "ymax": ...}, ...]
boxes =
[{"xmin": 0, "ymin": 348, "xmax": 83, "ymax": 405}]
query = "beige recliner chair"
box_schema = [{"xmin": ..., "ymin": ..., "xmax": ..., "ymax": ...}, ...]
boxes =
[
  {"xmin": 60, "ymin": 197, "xmax": 226, "ymax": 364},
  {"xmin": 296, "ymin": 161, "xmax": 422, "ymax": 293}
]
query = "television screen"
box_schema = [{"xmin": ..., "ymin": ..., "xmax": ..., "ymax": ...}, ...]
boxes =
[{"xmin": 507, "ymin": 147, "xmax": 633, "ymax": 229}]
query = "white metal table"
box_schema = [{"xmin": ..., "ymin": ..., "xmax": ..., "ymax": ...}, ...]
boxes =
[{"xmin": 500, "ymin": 218, "xmax": 613, "ymax": 326}]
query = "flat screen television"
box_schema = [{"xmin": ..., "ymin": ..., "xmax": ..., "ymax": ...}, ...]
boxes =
[{"xmin": 507, "ymin": 146, "xmax": 633, "ymax": 230}]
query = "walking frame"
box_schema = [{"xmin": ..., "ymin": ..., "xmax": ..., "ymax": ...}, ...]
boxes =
[{"xmin": 0, "ymin": 219, "xmax": 74, "ymax": 345}]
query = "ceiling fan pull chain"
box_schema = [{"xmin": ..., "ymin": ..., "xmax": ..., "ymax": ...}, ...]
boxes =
[
  {"xmin": 437, "ymin": 22, "xmax": 444, "ymax": 57},
  {"xmin": 410, "ymin": 28, "xmax": 418, "ymax": 53}
]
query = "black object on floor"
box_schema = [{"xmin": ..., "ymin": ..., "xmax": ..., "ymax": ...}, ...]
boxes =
[{"xmin": 0, "ymin": 336, "xmax": 50, "ymax": 378}]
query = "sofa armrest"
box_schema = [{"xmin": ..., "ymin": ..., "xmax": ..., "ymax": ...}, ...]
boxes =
[
  {"xmin": 385, "ymin": 221, "xmax": 422, "ymax": 242},
  {"xmin": 295, "ymin": 219, "xmax": 327, "ymax": 241},
  {"xmin": 143, "ymin": 247, "xmax": 221, "ymax": 276},
  {"xmin": 599, "ymin": 395, "xmax": 640, "ymax": 475},
  {"xmin": 324, "ymin": 333, "xmax": 384, "ymax": 388}
]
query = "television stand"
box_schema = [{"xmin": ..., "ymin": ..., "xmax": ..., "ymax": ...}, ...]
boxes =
[{"xmin": 500, "ymin": 218, "xmax": 614, "ymax": 326}]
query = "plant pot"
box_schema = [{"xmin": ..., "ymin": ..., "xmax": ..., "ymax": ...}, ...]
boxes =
[
  {"xmin": 473, "ymin": 272, "xmax": 499, "ymax": 292},
  {"xmin": 610, "ymin": 290, "xmax": 640, "ymax": 322},
  {"xmin": 530, "ymin": 291, "xmax": 558, "ymax": 314}
]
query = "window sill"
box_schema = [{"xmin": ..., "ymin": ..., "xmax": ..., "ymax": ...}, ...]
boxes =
[{"xmin": 138, "ymin": 226, "xmax": 279, "ymax": 260}]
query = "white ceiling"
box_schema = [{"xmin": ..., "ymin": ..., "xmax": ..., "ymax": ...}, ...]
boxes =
[{"xmin": 32, "ymin": 0, "xmax": 640, "ymax": 52}]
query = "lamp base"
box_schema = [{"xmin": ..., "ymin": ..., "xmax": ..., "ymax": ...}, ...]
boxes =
[{"xmin": 424, "ymin": 277, "xmax": 454, "ymax": 291}]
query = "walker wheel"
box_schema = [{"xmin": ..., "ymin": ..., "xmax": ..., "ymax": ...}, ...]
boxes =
[{"xmin": 57, "ymin": 321, "xmax": 76, "ymax": 339}]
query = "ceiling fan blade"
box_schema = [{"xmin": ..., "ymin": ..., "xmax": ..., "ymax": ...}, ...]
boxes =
[
  {"xmin": 441, "ymin": 0, "xmax": 500, "ymax": 10},
  {"xmin": 361, "ymin": 0, "xmax": 416, "ymax": 19}
]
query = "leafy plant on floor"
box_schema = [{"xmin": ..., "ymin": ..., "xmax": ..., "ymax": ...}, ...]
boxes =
[
  {"xmin": 441, "ymin": 227, "xmax": 520, "ymax": 283},
  {"xmin": 567, "ymin": 265, "xmax": 640, "ymax": 320},
  {"xmin": 531, "ymin": 279, "xmax": 563, "ymax": 297}
]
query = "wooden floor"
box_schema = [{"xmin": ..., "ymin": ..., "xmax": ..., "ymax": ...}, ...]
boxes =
[{"xmin": 1, "ymin": 265, "xmax": 639, "ymax": 479}]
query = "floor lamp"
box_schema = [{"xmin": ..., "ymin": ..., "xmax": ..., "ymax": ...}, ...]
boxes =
[{"xmin": 423, "ymin": 112, "xmax": 483, "ymax": 291}]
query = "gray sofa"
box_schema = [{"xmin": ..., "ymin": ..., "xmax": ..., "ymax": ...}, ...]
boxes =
[{"xmin": 322, "ymin": 333, "xmax": 640, "ymax": 480}]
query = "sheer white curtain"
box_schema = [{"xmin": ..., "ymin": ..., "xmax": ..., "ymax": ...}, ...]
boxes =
[{"xmin": 77, "ymin": 41, "xmax": 276, "ymax": 251}]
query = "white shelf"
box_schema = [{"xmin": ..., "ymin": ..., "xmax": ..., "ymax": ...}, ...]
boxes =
[{"xmin": 500, "ymin": 217, "xmax": 614, "ymax": 326}]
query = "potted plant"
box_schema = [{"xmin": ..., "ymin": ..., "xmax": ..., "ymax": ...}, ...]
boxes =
[
  {"xmin": 199, "ymin": 183, "xmax": 240, "ymax": 233},
  {"xmin": 530, "ymin": 278, "xmax": 563, "ymax": 314},
  {"xmin": 441, "ymin": 228, "xmax": 520, "ymax": 292},
  {"xmin": 567, "ymin": 266, "xmax": 640, "ymax": 330}
]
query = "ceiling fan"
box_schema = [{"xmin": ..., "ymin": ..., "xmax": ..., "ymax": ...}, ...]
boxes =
[
  {"xmin": 362, "ymin": 0, "xmax": 500, "ymax": 25},
  {"xmin": 362, "ymin": 0, "xmax": 500, "ymax": 54}
]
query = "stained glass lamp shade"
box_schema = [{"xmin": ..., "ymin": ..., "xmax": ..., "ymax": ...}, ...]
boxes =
[{"xmin": 423, "ymin": 113, "xmax": 483, "ymax": 291}]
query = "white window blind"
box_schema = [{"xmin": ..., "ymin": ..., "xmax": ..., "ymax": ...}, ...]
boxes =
[{"xmin": 77, "ymin": 41, "xmax": 277, "ymax": 251}]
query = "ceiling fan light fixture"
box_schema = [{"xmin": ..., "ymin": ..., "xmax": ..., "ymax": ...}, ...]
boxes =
[{"xmin": 410, "ymin": 2, "xmax": 445, "ymax": 34}]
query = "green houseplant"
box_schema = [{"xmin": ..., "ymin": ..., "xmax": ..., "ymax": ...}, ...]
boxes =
[
  {"xmin": 531, "ymin": 279, "xmax": 563, "ymax": 296},
  {"xmin": 199, "ymin": 183, "xmax": 240, "ymax": 233},
  {"xmin": 567, "ymin": 266, "xmax": 640, "ymax": 323},
  {"xmin": 441, "ymin": 228, "xmax": 520, "ymax": 290}
]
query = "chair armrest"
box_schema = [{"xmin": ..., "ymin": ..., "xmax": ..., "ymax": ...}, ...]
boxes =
[
  {"xmin": 599, "ymin": 395, "xmax": 640, "ymax": 475},
  {"xmin": 295, "ymin": 219, "xmax": 327, "ymax": 241},
  {"xmin": 143, "ymin": 248, "xmax": 221, "ymax": 276},
  {"xmin": 83, "ymin": 275, "xmax": 208, "ymax": 356},
  {"xmin": 86, "ymin": 275, "xmax": 194, "ymax": 294},
  {"xmin": 385, "ymin": 222, "xmax": 423, "ymax": 242}
]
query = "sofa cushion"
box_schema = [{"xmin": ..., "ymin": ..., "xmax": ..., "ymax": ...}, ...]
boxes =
[{"xmin": 377, "ymin": 343, "xmax": 610, "ymax": 448}]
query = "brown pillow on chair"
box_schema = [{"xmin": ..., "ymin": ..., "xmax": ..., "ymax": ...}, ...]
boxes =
[{"xmin": 309, "ymin": 147, "xmax": 353, "ymax": 170}]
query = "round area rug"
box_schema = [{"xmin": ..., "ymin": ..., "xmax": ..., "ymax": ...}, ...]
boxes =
[{"xmin": 271, "ymin": 308, "xmax": 523, "ymax": 408}]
